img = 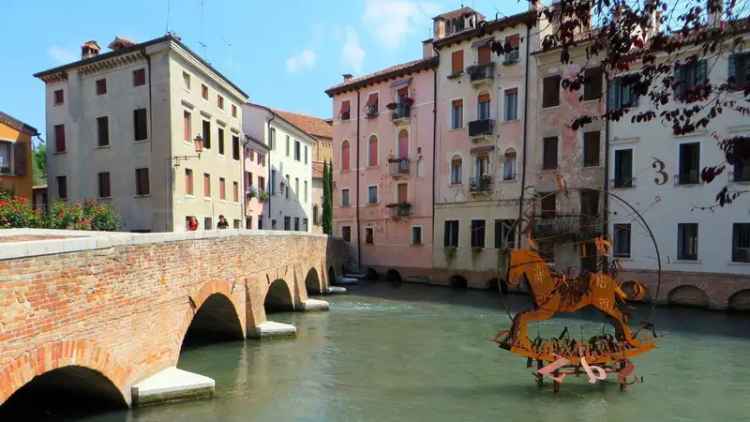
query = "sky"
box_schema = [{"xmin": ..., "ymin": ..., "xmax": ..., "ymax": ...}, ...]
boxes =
[{"xmin": 1, "ymin": 0, "xmax": 529, "ymax": 140}]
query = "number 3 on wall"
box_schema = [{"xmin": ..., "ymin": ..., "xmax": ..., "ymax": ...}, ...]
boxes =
[{"xmin": 652, "ymin": 157, "xmax": 668, "ymax": 186}]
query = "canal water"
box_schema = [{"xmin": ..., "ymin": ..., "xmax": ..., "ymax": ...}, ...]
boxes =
[{"xmin": 10, "ymin": 282, "xmax": 750, "ymax": 421}]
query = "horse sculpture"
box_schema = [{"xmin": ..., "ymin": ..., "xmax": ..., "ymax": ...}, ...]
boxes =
[{"xmin": 498, "ymin": 249, "xmax": 648, "ymax": 357}]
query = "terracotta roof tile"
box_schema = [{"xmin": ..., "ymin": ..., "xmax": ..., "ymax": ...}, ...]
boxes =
[
  {"xmin": 325, "ymin": 57, "xmax": 439, "ymax": 96},
  {"xmin": 0, "ymin": 111, "xmax": 39, "ymax": 136},
  {"xmin": 272, "ymin": 110, "xmax": 332, "ymax": 140}
]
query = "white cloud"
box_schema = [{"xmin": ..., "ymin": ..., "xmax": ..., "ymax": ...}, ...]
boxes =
[
  {"xmin": 48, "ymin": 46, "xmax": 77, "ymax": 64},
  {"xmin": 286, "ymin": 49, "xmax": 318, "ymax": 73},
  {"xmin": 363, "ymin": 0, "xmax": 439, "ymax": 49},
  {"xmin": 341, "ymin": 27, "xmax": 365, "ymax": 73}
]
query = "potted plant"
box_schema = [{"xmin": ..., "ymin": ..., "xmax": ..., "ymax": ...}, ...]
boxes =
[
  {"xmin": 258, "ymin": 191, "xmax": 269, "ymax": 203},
  {"xmin": 444, "ymin": 247, "xmax": 457, "ymax": 262}
]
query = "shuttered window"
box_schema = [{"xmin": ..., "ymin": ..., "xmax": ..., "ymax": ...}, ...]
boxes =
[
  {"xmin": 368, "ymin": 136, "xmax": 378, "ymax": 166},
  {"xmin": 678, "ymin": 143, "xmax": 700, "ymax": 184},
  {"xmin": 97, "ymin": 116, "xmax": 109, "ymax": 147},
  {"xmin": 134, "ymin": 109, "xmax": 148, "ymax": 141},
  {"xmin": 202, "ymin": 120, "xmax": 211, "ymax": 149},
  {"xmin": 583, "ymin": 131, "xmax": 600, "ymax": 167},
  {"xmin": 183, "ymin": 111, "xmax": 191, "ymax": 142},
  {"xmin": 614, "ymin": 149, "xmax": 633, "ymax": 188},
  {"xmin": 478, "ymin": 45, "xmax": 491, "ymax": 65},
  {"xmin": 96, "ymin": 79, "xmax": 107, "ymax": 95},
  {"xmin": 478, "ymin": 93, "xmax": 491, "ymax": 120},
  {"xmin": 56, "ymin": 176, "xmax": 67, "ymax": 200},
  {"xmin": 98, "ymin": 172, "xmax": 111, "ymax": 198},
  {"xmin": 451, "ymin": 99, "xmax": 463, "ymax": 129},
  {"xmin": 218, "ymin": 128, "xmax": 225, "ymax": 155},
  {"xmin": 583, "ymin": 67, "xmax": 602, "ymax": 100},
  {"xmin": 340, "ymin": 100, "xmax": 351, "ymax": 120},
  {"xmin": 204, "ymin": 173, "xmax": 211, "ymax": 197},
  {"xmin": 133, "ymin": 69, "xmax": 146, "ymax": 86},
  {"xmin": 185, "ymin": 169, "xmax": 194, "ymax": 195},
  {"xmin": 543, "ymin": 76, "xmax": 561, "ymax": 107},
  {"xmin": 136, "ymin": 168, "xmax": 150, "ymax": 196},
  {"xmin": 54, "ymin": 124, "xmax": 66, "ymax": 152},
  {"xmin": 341, "ymin": 141, "xmax": 350, "ymax": 171},
  {"xmin": 451, "ymin": 50, "xmax": 464, "ymax": 75},
  {"xmin": 220, "ymin": 178, "xmax": 226, "ymax": 200},
  {"xmin": 542, "ymin": 137, "xmax": 558, "ymax": 170},
  {"xmin": 232, "ymin": 136, "xmax": 240, "ymax": 160},
  {"xmin": 444, "ymin": 220, "xmax": 459, "ymax": 248}
]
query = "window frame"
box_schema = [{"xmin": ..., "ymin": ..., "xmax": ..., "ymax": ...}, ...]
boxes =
[
  {"xmin": 367, "ymin": 185, "xmax": 378, "ymax": 204},
  {"xmin": 732, "ymin": 223, "xmax": 750, "ymax": 263},
  {"xmin": 613, "ymin": 223, "xmax": 631, "ymax": 258},
  {"xmin": 542, "ymin": 75, "xmax": 561, "ymax": 108},
  {"xmin": 542, "ymin": 136, "xmax": 559, "ymax": 170},
  {"xmin": 677, "ymin": 223, "xmax": 699, "ymax": 261},
  {"xmin": 471, "ymin": 219, "xmax": 486, "ymax": 249},
  {"xmin": 444, "ymin": 220, "xmax": 459, "ymax": 248},
  {"xmin": 583, "ymin": 131, "xmax": 601, "ymax": 167}
]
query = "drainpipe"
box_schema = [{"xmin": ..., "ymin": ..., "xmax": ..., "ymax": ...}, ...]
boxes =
[
  {"xmin": 241, "ymin": 136, "xmax": 248, "ymax": 228},
  {"xmin": 356, "ymin": 90, "xmax": 362, "ymax": 270},
  {"xmin": 517, "ymin": 23, "xmax": 532, "ymax": 245},
  {"xmin": 602, "ymin": 73, "xmax": 611, "ymax": 267},
  {"xmin": 139, "ymin": 47, "xmax": 161, "ymax": 230},
  {"xmin": 267, "ymin": 111, "xmax": 276, "ymax": 227},
  {"xmin": 432, "ymin": 47, "xmax": 439, "ymax": 255}
]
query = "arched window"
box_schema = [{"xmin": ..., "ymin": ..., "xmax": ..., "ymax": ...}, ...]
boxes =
[
  {"xmin": 341, "ymin": 140, "xmax": 350, "ymax": 171},
  {"xmin": 368, "ymin": 135, "xmax": 378, "ymax": 166},
  {"xmin": 398, "ymin": 130, "xmax": 409, "ymax": 159},
  {"xmin": 478, "ymin": 92, "xmax": 491, "ymax": 120},
  {"xmin": 503, "ymin": 148, "xmax": 517, "ymax": 181},
  {"xmin": 450, "ymin": 156, "xmax": 462, "ymax": 184}
]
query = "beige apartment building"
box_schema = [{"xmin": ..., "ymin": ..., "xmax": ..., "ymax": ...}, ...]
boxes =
[{"xmin": 35, "ymin": 35, "xmax": 248, "ymax": 232}]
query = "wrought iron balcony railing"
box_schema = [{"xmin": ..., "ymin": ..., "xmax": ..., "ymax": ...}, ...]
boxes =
[
  {"xmin": 391, "ymin": 102, "xmax": 411, "ymax": 122},
  {"xmin": 386, "ymin": 202, "xmax": 412, "ymax": 218},
  {"xmin": 467, "ymin": 63, "xmax": 495, "ymax": 83},
  {"xmin": 388, "ymin": 158, "xmax": 410, "ymax": 177},
  {"xmin": 468, "ymin": 119, "xmax": 495, "ymax": 137},
  {"xmin": 531, "ymin": 214, "xmax": 604, "ymax": 241},
  {"xmin": 469, "ymin": 175, "xmax": 493, "ymax": 193}
]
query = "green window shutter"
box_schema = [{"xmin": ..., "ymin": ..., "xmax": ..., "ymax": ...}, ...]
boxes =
[
  {"xmin": 697, "ymin": 60, "xmax": 708, "ymax": 85},
  {"xmin": 608, "ymin": 78, "xmax": 620, "ymax": 110},
  {"xmin": 729, "ymin": 54, "xmax": 737, "ymax": 86}
]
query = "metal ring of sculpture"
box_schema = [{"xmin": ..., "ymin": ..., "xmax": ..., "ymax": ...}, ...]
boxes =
[{"xmin": 494, "ymin": 186, "xmax": 661, "ymax": 393}]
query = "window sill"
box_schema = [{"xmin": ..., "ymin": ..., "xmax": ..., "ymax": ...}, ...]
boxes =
[
  {"xmin": 134, "ymin": 194, "xmax": 151, "ymax": 199},
  {"xmin": 728, "ymin": 261, "xmax": 750, "ymax": 266},
  {"xmin": 447, "ymin": 72, "xmax": 464, "ymax": 80},
  {"xmin": 613, "ymin": 255, "xmax": 632, "ymax": 261},
  {"xmin": 581, "ymin": 97, "xmax": 602, "ymax": 103},
  {"xmin": 98, "ymin": 197, "xmax": 112, "ymax": 201},
  {"xmin": 542, "ymin": 105, "xmax": 560, "ymax": 110},
  {"xmin": 54, "ymin": 151, "xmax": 67, "ymax": 155},
  {"xmin": 134, "ymin": 139, "xmax": 150, "ymax": 144},
  {"xmin": 540, "ymin": 168, "xmax": 558, "ymax": 172},
  {"xmin": 582, "ymin": 164, "xmax": 601, "ymax": 169},
  {"xmin": 411, "ymin": 243, "xmax": 423, "ymax": 247},
  {"xmin": 96, "ymin": 145, "xmax": 111, "ymax": 150},
  {"xmin": 674, "ymin": 259, "xmax": 701, "ymax": 264},
  {"xmin": 612, "ymin": 185, "xmax": 635, "ymax": 189},
  {"xmin": 502, "ymin": 119, "xmax": 520, "ymax": 124},
  {"xmin": 500, "ymin": 178, "xmax": 517, "ymax": 184},
  {"xmin": 448, "ymin": 127, "xmax": 465, "ymax": 132}
]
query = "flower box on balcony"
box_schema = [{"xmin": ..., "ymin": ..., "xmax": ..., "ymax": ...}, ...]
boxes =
[{"xmin": 386, "ymin": 202, "xmax": 412, "ymax": 219}]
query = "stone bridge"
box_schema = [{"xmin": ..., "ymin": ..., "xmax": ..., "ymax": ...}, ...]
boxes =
[{"xmin": 0, "ymin": 229, "xmax": 350, "ymax": 409}]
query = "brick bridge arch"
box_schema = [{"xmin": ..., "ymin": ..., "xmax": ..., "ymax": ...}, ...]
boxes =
[
  {"xmin": 0, "ymin": 340, "xmax": 131, "ymax": 406},
  {"xmin": 177, "ymin": 280, "xmax": 247, "ymax": 350}
]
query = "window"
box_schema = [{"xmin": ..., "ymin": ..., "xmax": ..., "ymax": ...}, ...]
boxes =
[
  {"xmin": 202, "ymin": 120, "xmax": 211, "ymax": 149},
  {"xmin": 540, "ymin": 193, "xmax": 556, "ymax": 218},
  {"xmin": 451, "ymin": 50, "xmax": 464, "ymax": 75},
  {"xmin": 677, "ymin": 223, "xmax": 699, "ymax": 260},
  {"xmin": 286, "ymin": 136, "xmax": 290, "ymax": 157},
  {"xmin": 183, "ymin": 72, "xmax": 191, "ymax": 90},
  {"xmin": 295, "ymin": 177, "xmax": 299, "ymax": 199},
  {"xmin": 220, "ymin": 178, "xmax": 226, "ymax": 200},
  {"xmin": 204, "ymin": 217, "xmax": 212, "ymax": 230},
  {"xmin": 341, "ymin": 188, "xmax": 350, "ymax": 207},
  {"xmin": 451, "ymin": 99, "xmax": 463, "ymax": 129},
  {"xmin": 258, "ymin": 176, "xmax": 265, "ymax": 192},
  {"xmin": 270, "ymin": 170, "xmax": 277, "ymax": 195},
  {"xmin": 185, "ymin": 169, "xmax": 194, "ymax": 195},
  {"xmin": 397, "ymin": 183, "xmax": 408, "ymax": 203},
  {"xmin": 231, "ymin": 104, "xmax": 237, "ymax": 118},
  {"xmin": 474, "ymin": 154, "xmax": 489, "ymax": 179},
  {"xmin": 136, "ymin": 168, "xmax": 150, "ymax": 196},
  {"xmin": 583, "ymin": 67, "xmax": 602, "ymax": 100},
  {"xmin": 294, "ymin": 140, "xmax": 301, "ymax": 161},
  {"xmin": 54, "ymin": 124, "xmax": 66, "ymax": 152},
  {"xmin": 412, "ymin": 226, "xmax": 423, "ymax": 245},
  {"xmin": 54, "ymin": 89, "xmax": 64, "ymax": 105},
  {"xmin": 294, "ymin": 217, "xmax": 300, "ymax": 231},
  {"xmin": 271, "ymin": 219, "xmax": 277, "ymax": 230},
  {"xmin": 340, "ymin": 100, "xmax": 351, "ymax": 120},
  {"xmin": 495, "ymin": 220, "xmax": 516, "ymax": 249},
  {"xmin": 366, "ymin": 93, "xmax": 379, "ymax": 116},
  {"xmin": 233, "ymin": 219, "xmax": 240, "ymax": 229},
  {"xmin": 733, "ymin": 223, "xmax": 750, "ymax": 262},
  {"xmin": 444, "ymin": 220, "xmax": 459, "ymax": 247},
  {"xmin": 674, "ymin": 60, "xmax": 707, "ymax": 100},
  {"xmin": 313, "ymin": 205, "xmax": 319, "ymax": 225},
  {"xmin": 133, "ymin": 69, "xmax": 146, "ymax": 86},
  {"xmin": 183, "ymin": 111, "xmax": 192, "ymax": 142},
  {"xmin": 259, "ymin": 215, "xmax": 264, "ymax": 229},
  {"xmin": 729, "ymin": 53, "xmax": 750, "ymax": 89},
  {"xmin": 134, "ymin": 108, "xmax": 148, "ymax": 141},
  {"xmin": 368, "ymin": 135, "xmax": 378, "ymax": 166},
  {"xmin": 679, "ymin": 143, "xmax": 700, "ymax": 185},
  {"xmin": 583, "ymin": 131, "xmax": 600, "ymax": 167},
  {"xmin": 580, "ymin": 189, "xmax": 599, "ymax": 217},
  {"xmin": 246, "ymin": 216, "xmax": 253, "ymax": 230},
  {"xmin": 98, "ymin": 172, "xmax": 111, "ymax": 198},
  {"xmin": 96, "ymin": 79, "xmax": 107, "ymax": 95},
  {"xmin": 504, "ymin": 88, "xmax": 518, "ymax": 121},
  {"xmin": 734, "ymin": 139, "xmax": 750, "ymax": 182},
  {"xmin": 543, "ymin": 75, "xmax": 561, "ymax": 108},
  {"xmin": 97, "ymin": 116, "xmax": 109, "ymax": 147},
  {"xmin": 614, "ymin": 149, "xmax": 633, "ymax": 188},
  {"xmin": 398, "ymin": 130, "xmax": 409, "ymax": 159},
  {"xmin": 201, "ymin": 84, "xmax": 208, "ymax": 100},
  {"xmin": 304, "ymin": 146, "xmax": 308, "ymax": 164},
  {"xmin": 478, "ymin": 93, "xmax": 490, "ymax": 120},
  {"xmin": 303, "ymin": 218, "xmax": 308, "ymax": 231},
  {"xmin": 365, "ymin": 227, "xmax": 374, "ymax": 244},
  {"xmin": 269, "ymin": 127, "xmax": 276, "ymax": 149},
  {"xmin": 304, "ymin": 180, "xmax": 308, "ymax": 202},
  {"xmin": 217, "ymin": 95, "xmax": 224, "ymax": 109},
  {"xmin": 451, "ymin": 157, "xmax": 462, "ymax": 184},
  {"xmin": 341, "ymin": 140, "xmax": 350, "ymax": 171},
  {"xmin": 342, "ymin": 226, "xmax": 352, "ymax": 242},
  {"xmin": 218, "ymin": 128, "xmax": 225, "ymax": 155},
  {"xmin": 471, "ymin": 220, "xmax": 486, "ymax": 248},
  {"xmin": 56, "ymin": 175, "xmax": 67, "ymax": 200},
  {"xmin": 504, "ymin": 34, "xmax": 520, "ymax": 62},
  {"xmin": 503, "ymin": 149, "xmax": 516, "ymax": 181},
  {"xmin": 0, "ymin": 142, "xmax": 10, "ymax": 174},
  {"xmin": 542, "ymin": 136, "xmax": 558, "ymax": 170},
  {"xmin": 609, "ymin": 74, "xmax": 640, "ymax": 110},
  {"xmin": 232, "ymin": 136, "xmax": 240, "ymax": 160},
  {"xmin": 203, "ymin": 173, "xmax": 211, "ymax": 197},
  {"xmin": 613, "ymin": 224, "xmax": 631, "ymax": 257},
  {"xmin": 368, "ymin": 185, "xmax": 378, "ymax": 204},
  {"xmin": 286, "ymin": 175, "xmax": 290, "ymax": 199}
]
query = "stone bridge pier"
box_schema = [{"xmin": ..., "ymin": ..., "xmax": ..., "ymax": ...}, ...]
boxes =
[{"xmin": 0, "ymin": 229, "xmax": 350, "ymax": 409}]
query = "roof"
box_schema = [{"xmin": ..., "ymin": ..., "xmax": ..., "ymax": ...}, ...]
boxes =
[
  {"xmin": 434, "ymin": 7, "xmax": 483, "ymax": 21},
  {"xmin": 246, "ymin": 103, "xmax": 318, "ymax": 143},
  {"xmin": 433, "ymin": 10, "xmax": 537, "ymax": 49},
  {"xmin": 244, "ymin": 134, "xmax": 269, "ymax": 150},
  {"xmin": 272, "ymin": 110, "xmax": 332, "ymax": 140},
  {"xmin": 0, "ymin": 111, "xmax": 39, "ymax": 136},
  {"xmin": 325, "ymin": 56, "xmax": 439, "ymax": 97},
  {"xmin": 34, "ymin": 34, "xmax": 248, "ymax": 99},
  {"xmin": 312, "ymin": 161, "xmax": 325, "ymax": 179}
]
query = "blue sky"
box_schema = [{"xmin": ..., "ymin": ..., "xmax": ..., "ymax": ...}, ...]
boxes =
[{"xmin": 2, "ymin": 0, "xmax": 528, "ymax": 140}]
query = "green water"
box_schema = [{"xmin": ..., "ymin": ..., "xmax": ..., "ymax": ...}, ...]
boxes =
[{"xmin": 11, "ymin": 282, "xmax": 750, "ymax": 421}]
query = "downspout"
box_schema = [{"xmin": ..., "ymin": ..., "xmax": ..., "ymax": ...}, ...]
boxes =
[
  {"xmin": 602, "ymin": 73, "xmax": 611, "ymax": 267},
  {"xmin": 267, "ymin": 111, "xmax": 276, "ymax": 227},
  {"xmin": 517, "ymin": 23, "xmax": 532, "ymax": 245},
  {"xmin": 240, "ymin": 136, "xmax": 248, "ymax": 228},
  {"xmin": 432, "ymin": 48, "xmax": 439, "ymax": 254},
  {"xmin": 356, "ymin": 89, "xmax": 362, "ymax": 269}
]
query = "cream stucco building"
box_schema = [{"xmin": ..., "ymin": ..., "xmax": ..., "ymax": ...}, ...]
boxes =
[{"xmin": 35, "ymin": 35, "xmax": 248, "ymax": 232}]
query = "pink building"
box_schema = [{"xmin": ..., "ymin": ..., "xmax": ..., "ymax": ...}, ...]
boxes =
[
  {"xmin": 325, "ymin": 58, "xmax": 437, "ymax": 280},
  {"xmin": 243, "ymin": 136, "xmax": 269, "ymax": 229}
]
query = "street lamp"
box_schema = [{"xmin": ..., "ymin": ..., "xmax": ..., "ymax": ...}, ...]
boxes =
[{"xmin": 173, "ymin": 135, "xmax": 203, "ymax": 166}]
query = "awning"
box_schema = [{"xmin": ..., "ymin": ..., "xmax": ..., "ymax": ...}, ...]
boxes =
[{"xmin": 366, "ymin": 93, "xmax": 378, "ymax": 106}]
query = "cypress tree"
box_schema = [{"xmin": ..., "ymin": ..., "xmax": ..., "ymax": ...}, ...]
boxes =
[{"xmin": 322, "ymin": 161, "xmax": 332, "ymax": 235}]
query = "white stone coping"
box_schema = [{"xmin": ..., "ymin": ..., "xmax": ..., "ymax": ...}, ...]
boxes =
[
  {"xmin": 131, "ymin": 366, "xmax": 214, "ymax": 403},
  {"xmin": 0, "ymin": 228, "xmax": 328, "ymax": 261}
]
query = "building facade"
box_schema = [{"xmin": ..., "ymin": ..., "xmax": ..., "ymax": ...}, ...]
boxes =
[
  {"xmin": 35, "ymin": 35, "xmax": 248, "ymax": 232},
  {"xmin": 0, "ymin": 112, "xmax": 38, "ymax": 199},
  {"xmin": 326, "ymin": 57, "xmax": 437, "ymax": 280},
  {"xmin": 243, "ymin": 135, "xmax": 269, "ymax": 229},
  {"xmin": 242, "ymin": 104, "xmax": 314, "ymax": 232}
]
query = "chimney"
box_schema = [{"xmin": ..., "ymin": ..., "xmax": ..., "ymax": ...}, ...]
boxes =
[
  {"xmin": 342, "ymin": 74, "xmax": 353, "ymax": 81},
  {"xmin": 422, "ymin": 39, "xmax": 435, "ymax": 59},
  {"xmin": 108, "ymin": 36, "xmax": 136, "ymax": 51},
  {"xmin": 707, "ymin": 0, "xmax": 723, "ymax": 28},
  {"xmin": 81, "ymin": 41, "xmax": 101, "ymax": 59}
]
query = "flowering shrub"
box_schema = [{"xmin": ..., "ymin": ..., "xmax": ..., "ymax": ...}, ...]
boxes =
[
  {"xmin": 0, "ymin": 193, "xmax": 43, "ymax": 228},
  {"xmin": 0, "ymin": 189, "xmax": 120, "ymax": 231}
]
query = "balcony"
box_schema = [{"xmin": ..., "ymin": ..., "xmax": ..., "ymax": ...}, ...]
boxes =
[
  {"xmin": 532, "ymin": 214, "xmax": 604, "ymax": 242},
  {"xmin": 468, "ymin": 119, "xmax": 495, "ymax": 139},
  {"xmin": 389, "ymin": 158, "xmax": 410, "ymax": 177},
  {"xmin": 467, "ymin": 63, "xmax": 495, "ymax": 85},
  {"xmin": 386, "ymin": 202, "xmax": 412, "ymax": 219},
  {"xmin": 390, "ymin": 102, "xmax": 411, "ymax": 124},
  {"xmin": 365, "ymin": 104, "xmax": 379, "ymax": 119},
  {"xmin": 469, "ymin": 175, "xmax": 493, "ymax": 194},
  {"xmin": 503, "ymin": 51, "xmax": 520, "ymax": 66}
]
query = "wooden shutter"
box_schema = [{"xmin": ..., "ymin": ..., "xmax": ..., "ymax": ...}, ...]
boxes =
[
  {"xmin": 583, "ymin": 131, "xmax": 600, "ymax": 166},
  {"xmin": 55, "ymin": 125, "xmax": 65, "ymax": 152},
  {"xmin": 342, "ymin": 141, "xmax": 350, "ymax": 170},
  {"xmin": 452, "ymin": 50, "xmax": 464, "ymax": 74},
  {"xmin": 584, "ymin": 67, "xmax": 602, "ymax": 100},
  {"xmin": 204, "ymin": 173, "xmax": 211, "ymax": 197},
  {"xmin": 478, "ymin": 45, "xmax": 491, "ymax": 65},
  {"xmin": 133, "ymin": 69, "xmax": 146, "ymax": 86},
  {"xmin": 233, "ymin": 136, "xmax": 240, "ymax": 160},
  {"xmin": 398, "ymin": 130, "xmax": 409, "ymax": 159},
  {"xmin": 202, "ymin": 120, "xmax": 211, "ymax": 148},
  {"xmin": 543, "ymin": 76, "xmax": 560, "ymax": 107},
  {"xmin": 13, "ymin": 141, "xmax": 27, "ymax": 176},
  {"xmin": 367, "ymin": 93, "xmax": 378, "ymax": 107},
  {"xmin": 184, "ymin": 112, "xmax": 191, "ymax": 141},
  {"xmin": 185, "ymin": 170, "xmax": 193, "ymax": 195},
  {"xmin": 478, "ymin": 93, "xmax": 490, "ymax": 103},
  {"xmin": 397, "ymin": 183, "xmax": 408, "ymax": 203},
  {"xmin": 369, "ymin": 136, "xmax": 378, "ymax": 166},
  {"xmin": 452, "ymin": 99, "xmax": 463, "ymax": 108},
  {"xmin": 341, "ymin": 100, "xmax": 351, "ymax": 119}
]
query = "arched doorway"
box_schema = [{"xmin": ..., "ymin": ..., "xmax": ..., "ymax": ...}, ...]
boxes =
[
  {"xmin": 386, "ymin": 269, "xmax": 402, "ymax": 283},
  {"xmin": 265, "ymin": 279, "xmax": 294, "ymax": 312},
  {"xmin": 181, "ymin": 293, "xmax": 245, "ymax": 349},
  {"xmin": 450, "ymin": 275, "xmax": 468, "ymax": 289},
  {"xmin": 0, "ymin": 366, "xmax": 126, "ymax": 418},
  {"xmin": 667, "ymin": 285, "xmax": 710, "ymax": 308},
  {"xmin": 305, "ymin": 268, "xmax": 322, "ymax": 295}
]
